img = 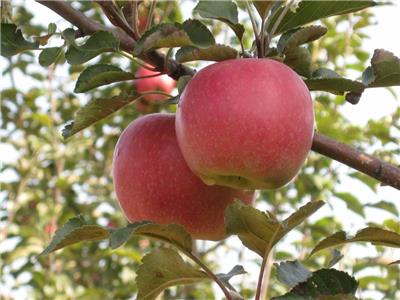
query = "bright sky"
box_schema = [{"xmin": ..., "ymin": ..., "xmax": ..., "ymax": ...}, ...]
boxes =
[{"xmin": 1, "ymin": 1, "xmax": 400, "ymax": 299}]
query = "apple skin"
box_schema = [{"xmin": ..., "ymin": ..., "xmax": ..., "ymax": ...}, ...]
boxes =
[
  {"xmin": 176, "ymin": 58, "xmax": 314, "ymax": 190},
  {"xmin": 135, "ymin": 67, "xmax": 176, "ymax": 102},
  {"xmin": 112, "ymin": 113, "xmax": 253, "ymax": 241}
]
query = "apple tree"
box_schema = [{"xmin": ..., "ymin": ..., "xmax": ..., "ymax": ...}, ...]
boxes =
[{"xmin": 1, "ymin": 1, "xmax": 400, "ymax": 299}]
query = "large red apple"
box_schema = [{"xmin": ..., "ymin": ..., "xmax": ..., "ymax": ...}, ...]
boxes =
[
  {"xmin": 135, "ymin": 67, "xmax": 176, "ymax": 102},
  {"xmin": 176, "ymin": 58, "xmax": 314, "ymax": 190},
  {"xmin": 112, "ymin": 113, "xmax": 253, "ymax": 241}
]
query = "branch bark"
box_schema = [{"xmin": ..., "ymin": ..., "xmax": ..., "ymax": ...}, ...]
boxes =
[
  {"xmin": 312, "ymin": 133, "xmax": 400, "ymax": 190},
  {"xmin": 36, "ymin": 1, "xmax": 400, "ymax": 191}
]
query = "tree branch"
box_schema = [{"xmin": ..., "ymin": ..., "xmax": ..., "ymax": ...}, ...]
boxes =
[
  {"xmin": 36, "ymin": 1, "xmax": 400, "ymax": 191},
  {"xmin": 312, "ymin": 133, "xmax": 400, "ymax": 190}
]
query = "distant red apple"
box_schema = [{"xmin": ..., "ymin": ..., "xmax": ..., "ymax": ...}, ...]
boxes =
[
  {"xmin": 176, "ymin": 58, "xmax": 314, "ymax": 190},
  {"xmin": 45, "ymin": 223, "xmax": 57, "ymax": 234},
  {"xmin": 135, "ymin": 67, "xmax": 176, "ymax": 102},
  {"xmin": 112, "ymin": 113, "xmax": 253, "ymax": 241}
]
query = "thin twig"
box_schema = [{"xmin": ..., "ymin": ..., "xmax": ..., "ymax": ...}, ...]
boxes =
[
  {"xmin": 186, "ymin": 252, "xmax": 233, "ymax": 300},
  {"xmin": 145, "ymin": 0, "xmax": 157, "ymax": 32},
  {"xmin": 255, "ymin": 225, "xmax": 281, "ymax": 300},
  {"xmin": 245, "ymin": 1, "xmax": 260, "ymax": 57},
  {"xmin": 95, "ymin": 0, "xmax": 137, "ymax": 39},
  {"xmin": 131, "ymin": 0, "xmax": 140, "ymax": 38},
  {"xmin": 265, "ymin": 0, "xmax": 294, "ymax": 52}
]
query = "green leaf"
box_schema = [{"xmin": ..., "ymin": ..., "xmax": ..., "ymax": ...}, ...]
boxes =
[
  {"xmin": 1, "ymin": 23, "xmax": 39, "ymax": 57},
  {"xmin": 310, "ymin": 227, "xmax": 400, "ymax": 257},
  {"xmin": 40, "ymin": 217, "xmax": 110, "ymax": 255},
  {"xmin": 48, "ymin": 23, "xmax": 57, "ymax": 35},
  {"xmin": 61, "ymin": 28, "xmax": 77, "ymax": 45},
  {"xmin": 136, "ymin": 248, "xmax": 208, "ymax": 300},
  {"xmin": 366, "ymin": 200, "xmax": 398, "ymax": 216},
  {"xmin": 176, "ymin": 75, "xmax": 193, "ymax": 95},
  {"xmin": 62, "ymin": 92, "xmax": 139, "ymax": 139},
  {"xmin": 277, "ymin": 26, "xmax": 327, "ymax": 53},
  {"xmin": 334, "ymin": 192, "xmax": 365, "ymax": 217},
  {"xmin": 175, "ymin": 44, "xmax": 238, "ymax": 63},
  {"xmin": 225, "ymin": 200, "xmax": 324, "ymax": 256},
  {"xmin": 276, "ymin": 261, "xmax": 312, "ymax": 288},
  {"xmin": 110, "ymin": 222, "xmax": 193, "ymax": 253},
  {"xmin": 305, "ymin": 78, "xmax": 365, "ymax": 95},
  {"xmin": 304, "ymin": 68, "xmax": 365, "ymax": 95},
  {"xmin": 272, "ymin": 269, "xmax": 358, "ymax": 299},
  {"xmin": 364, "ymin": 49, "xmax": 400, "ymax": 88},
  {"xmin": 109, "ymin": 221, "xmax": 151, "ymax": 249},
  {"xmin": 74, "ymin": 64, "xmax": 136, "ymax": 93},
  {"xmin": 134, "ymin": 20, "xmax": 215, "ymax": 56},
  {"xmin": 284, "ymin": 47, "xmax": 312, "ymax": 77},
  {"xmin": 181, "ymin": 19, "xmax": 216, "ymax": 48},
  {"xmin": 253, "ymin": 1, "xmax": 276, "ymax": 19},
  {"xmin": 65, "ymin": 31, "xmax": 119, "ymax": 65},
  {"xmin": 327, "ymin": 249, "xmax": 344, "ymax": 268},
  {"xmin": 38, "ymin": 47, "xmax": 63, "ymax": 67},
  {"xmin": 216, "ymin": 265, "xmax": 247, "ymax": 292},
  {"xmin": 193, "ymin": 0, "xmax": 244, "ymax": 41},
  {"xmin": 267, "ymin": 1, "xmax": 377, "ymax": 35}
]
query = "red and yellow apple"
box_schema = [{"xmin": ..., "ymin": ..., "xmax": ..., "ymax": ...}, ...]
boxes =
[
  {"xmin": 176, "ymin": 58, "xmax": 314, "ymax": 190},
  {"xmin": 112, "ymin": 113, "xmax": 253, "ymax": 241},
  {"xmin": 135, "ymin": 67, "xmax": 176, "ymax": 102}
]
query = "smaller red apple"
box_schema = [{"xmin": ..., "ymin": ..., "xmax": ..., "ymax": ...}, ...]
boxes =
[
  {"xmin": 135, "ymin": 67, "xmax": 176, "ymax": 102},
  {"xmin": 45, "ymin": 223, "xmax": 57, "ymax": 234},
  {"xmin": 112, "ymin": 113, "xmax": 254, "ymax": 240}
]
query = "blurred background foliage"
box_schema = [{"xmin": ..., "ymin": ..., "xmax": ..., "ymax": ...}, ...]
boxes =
[{"xmin": 1, "ymin": 1, "xmax": 399, "ymax": 299}]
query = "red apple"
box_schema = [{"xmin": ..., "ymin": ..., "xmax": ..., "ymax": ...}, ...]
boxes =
[
  {"xmin": 112, "ymin": 113, "xmax": 253, "ymax": 241},
  {"xmin": 135, "ymin": 67, "xmax": 176, "ymax": 102},
  {"xmin": 176, "ymin": 58, "xmax": 314, "ymax": 190}
]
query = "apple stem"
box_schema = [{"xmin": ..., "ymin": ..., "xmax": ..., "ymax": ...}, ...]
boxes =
[
  {"xmin": 185, "ymin": 251, "xmax": 233, "ymax": 300},
  {"xmin": 255, "ymin": 224, "xmax": 281, "ymax": 300}
]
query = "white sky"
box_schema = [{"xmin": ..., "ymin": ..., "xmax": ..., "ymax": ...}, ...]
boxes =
[{"xmin": 1, "ymin": 1, "xmax": 400, "ymax": 299}]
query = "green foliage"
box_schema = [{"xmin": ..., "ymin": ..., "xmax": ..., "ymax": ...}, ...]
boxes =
[
  {"xmin": 61, "ymin": 92, "xmax": 140, "ymax": 139},
  {"xmin": 225, "ymin": 201, "xmax": 324, "ymax": 257},
  {"xmin": 267, "ymin": 1, "xmax": 377, "ymax": 34},
  {"xmin": 277, "ymin": 26, "xmax": 328, "ymax": 54},
  {"xmin": 175, "ymin": 44, "xmax": 238, "ymax": 63},
  {"xmin": 273, "ymin": 269, "xmax": 358, "ymax": 299},
  {"xmin": 74, "ymin": 64, "xmax": 136, "ymax": 93},
  {"xmin": 110, "ymin": 223, "xmax": 193, "ymax": 253},
  {"xmin": 276, "ymin": 261, "xmax": 312, "ymax": 288},
  {"xmin": 38, "ymin": 46, "xmax": 63, "ymax": 67},
  {"xmin": 136, "ymin": 248, "xmax": 208, "ymax": 300},
  {"xmin": 1, "ymin": 23, "xmax": 39, "ymax": 56},
  {"xmin": 133, "ymin": 20, "xmax": 215, "ymax": 55},
  {"xmin": 310, "ymin": 227, "xmax": 400, "ymax": 256},
  {"xmin": 40, "ymin": 217, "xmax": 110, "ymax": 255},
  {"xmin": 65, "ymin": 30, "xmax": 120, "ymax": 65},
  {"xmin": 193, "ymin": 0, "xmax": 244, "ymax": 41}
]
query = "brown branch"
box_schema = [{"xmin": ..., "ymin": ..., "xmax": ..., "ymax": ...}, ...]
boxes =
[
  {"xmin": 312, "ymin": 133, "xmax": 400, "ymax": 190},
  {"xmin": 36, "ymin": 1, "xmax": 400, "ymax": 191}
]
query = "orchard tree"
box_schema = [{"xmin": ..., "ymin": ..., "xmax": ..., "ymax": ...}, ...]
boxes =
[{"xmin": 1, "ymin": 1, "xmax": 400, "ymax": 299}]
